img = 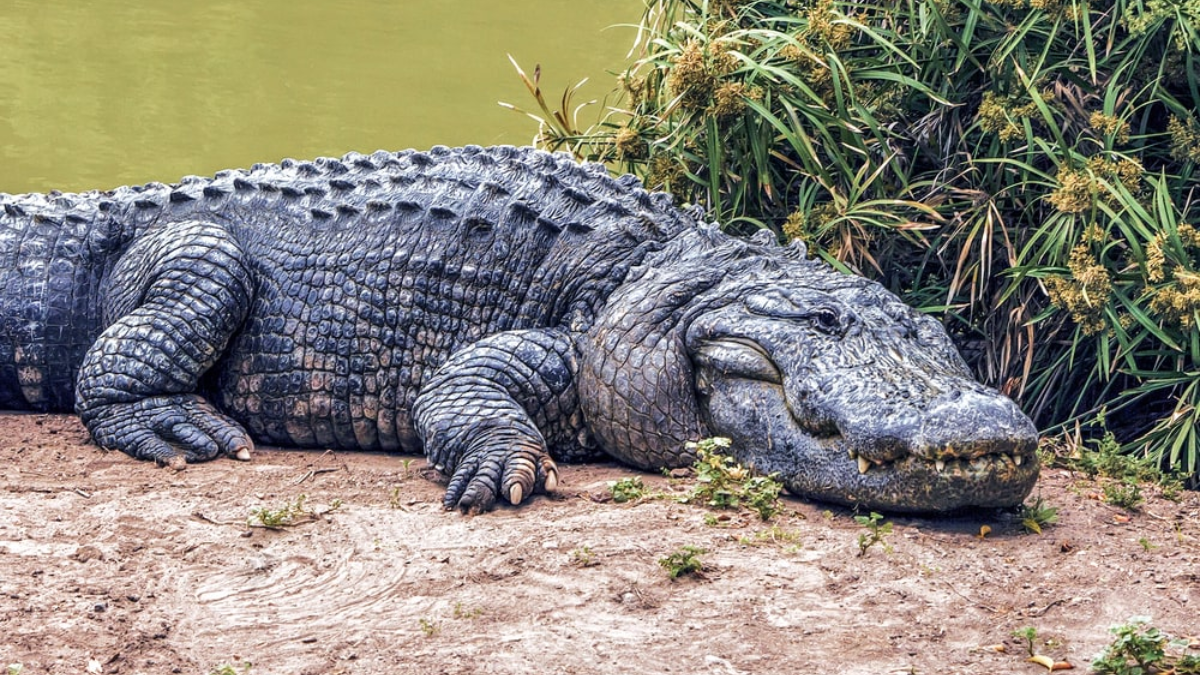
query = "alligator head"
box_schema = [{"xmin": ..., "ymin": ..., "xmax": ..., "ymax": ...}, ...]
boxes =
[{"xmin": 578, "ymin": 227, "xmax": 1039, "ymax": 513}]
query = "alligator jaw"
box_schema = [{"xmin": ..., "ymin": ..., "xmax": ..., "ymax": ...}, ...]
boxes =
[
  {"xmin": 695, "ymin": 366, "xmax": 1041, "ymax": 513},
  {"xmin": 796, "ymin": 434, "xmax": 1041, "ymax": 512},
  {"xmin": 846, "ymin": 444, "xmax": 1032, "ymax": 477}
]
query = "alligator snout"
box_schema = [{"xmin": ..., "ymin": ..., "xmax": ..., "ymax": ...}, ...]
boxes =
[
  {"xmin": 919, "ymin": 389, "xmax": 1038, "ymax": 460},
  {"xmin": 840, "ymin": 386, "xmax": 1038, "ymax": 476}
]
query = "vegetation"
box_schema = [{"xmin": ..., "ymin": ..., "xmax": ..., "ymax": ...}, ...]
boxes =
[
  {"xmin": 854, "ymin": 511, "xmax": 893, "ymax": 556},
  {"xmin": 737, "ymin": 524, "xmax": 803, "ymax": 553},
  {"xmin": 1013, "ymin": 626, "xmax": 1041, "ymax": 657},
  {"xmin": 609, "ymin": 476, "xmax": 649, "ymax": 503},
  {"xmin": 1018, "ymin": 494, "xmax": 1060, "ymax": 534},
  {"xmin": 1043, "ymin": 410, "xmax": 1187, "ymax": 500},
  {"xmin": 1103, "ymin": 477, "xmax": 1147, "ymax": 509},
  {"xmin": 418, "ymin": 618, "xmax": 440, "ymax": 637},
  {"xmin": 659, "ymin": 544, "xmax": 708, "ymax": 578},
  {"xmin": 684, "ymin": 437, "xmax": 784, "ymax": 519},
  {"xmin": 521, "ymin": 0, "xmax": 1200, "ymax": 482},
  {"xmin": 606, "ymin": 439, "xmax": 784, "ymax": 518},
  {"xmin": 570, "ymin": 545, "xmax": 601, "ymax": 567},
  {"xmin": 1091, "ymin": 616, "xmax": 1200, "ymax": 674},
  {"xmin": 247, "ymin": 494, "xmax": 342, "ymax": 529}
]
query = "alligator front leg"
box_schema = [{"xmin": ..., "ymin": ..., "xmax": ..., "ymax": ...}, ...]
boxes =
[
  {"xmin": 75, "ymin": 220, "xmax": 255, "ymax": 468},
  {"xmin": 413, "ymin": 329, "xmax": 588, "ymax": 513}
]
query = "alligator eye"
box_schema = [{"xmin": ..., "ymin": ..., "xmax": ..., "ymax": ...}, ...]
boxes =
[{"xmin": 813, "ymin": 308, "xmax": 841, "ymax": 333}]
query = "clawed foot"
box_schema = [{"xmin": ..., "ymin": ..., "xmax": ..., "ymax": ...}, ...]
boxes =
[
  {"xmin": 442, "ymin": 443, "xmax": 559, "ymax": 513},
  {"xmin": 82, "ymin": 394, "xmax": 254, "ymax": 468}
]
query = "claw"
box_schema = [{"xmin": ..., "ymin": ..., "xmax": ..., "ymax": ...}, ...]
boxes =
[
  {"xmin": 235, "ymin": 447, "xmax": 252, "ymax": 461},
  {"xmin": 509, "ymin": 483, "xmax": 524, "ymax": 505},
  {"xmin": 543, "ymin": 468, "xmax": 558, "ymax": 493},
  {"xmin": 166, "ymin": 455, "xmax": 187, "ymax": 471}
]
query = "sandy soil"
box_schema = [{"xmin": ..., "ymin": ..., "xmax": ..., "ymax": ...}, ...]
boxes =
[{"xmin": 1, "ymin": 412, "xmax": 1197, "ymax": 675}]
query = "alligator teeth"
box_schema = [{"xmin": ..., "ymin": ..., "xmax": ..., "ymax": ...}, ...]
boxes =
[
  {"xmin": 1013, "ymin": 454, "xmax": 1024, "ymax": 466},
  {"xmin": 935, "ymin": 460, "xmax": 945, "ymax": 473},
  {"xmin": 848, "ymin": 448, "xmax": 858, "ymax": 460},
  {"xmin": 971, "ymin": 458, "xmax": 988, "ymax": 472},
  {"xmin": 857, "ymin": 457, "xmax": 871, "ymax": 474}
]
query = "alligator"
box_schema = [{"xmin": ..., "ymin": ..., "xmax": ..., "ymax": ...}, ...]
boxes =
[{"xmin": 0, "ymin": 144, "xmax": 1038, "ymax": 513}]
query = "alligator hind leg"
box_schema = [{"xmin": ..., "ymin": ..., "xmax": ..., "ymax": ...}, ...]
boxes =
[{"xmin": 75, "ymin": 220, "xmax": 255, "ymax": 467}]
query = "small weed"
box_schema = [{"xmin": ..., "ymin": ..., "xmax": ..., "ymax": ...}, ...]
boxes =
[
  {"xmin": 738, "ymin": 524, "xmax": 801, "ymax": 548},
  {"xmin": 1092, "ymin": 616, "xmax": 1200, "ymax": 674},
  {"xmin": 7, "ymin": 665, "xmax": 23, "ymax": 675},
  {"xmin": 658, "ymin": 545, "xmax": 706, "ymax": 579},
  {"xmin": 1103, "ymin": 479, "xmax": 1145, "ymax": 510},
  {"xmin": 854, "ymin": 512, "xmax": 893, "ymax": 556},
  {"xmin": 1138, "ymin": 537, "xmax": 1158, "ymax": 552},
  {"xmin": 249, "ymin": 494, "xmax": 310, "ymax": 528},
  {"xmin": 1012, "ymin": 626, "xmax": 1039, "ymax": 657},
  {"xmin": 1159, "ymin": 479, "xmax": 1183, "ymax": 502},
  {"xmin": 569, "ymin": 545, "xmax": 600, "ymax": 567},
  {"xmin": 686, "ymin": 438, "xmax": 783, "ymax": 520},
  {"xmin": 418, "ymin": 618, "xmax": 439, "ymax": 637},
  {"xmin": 1018, "ymin": 494, "xmax": 1059, "ymax": 534},
  {"xmin": 248, "ymin": 494, "xmax": 341, "ymax": 528},
  {"xmin": 389, "ymin": 486, "xmax": 403, "ymax": 509},
  {"xmin": 452, "ymin": 602, "xmax": 482, "ymax": 619},
  {"xmin": 738, "ymin": 525, "xmax": 802, "ymax": 554},
  {"xmin": 609, "ymin": 476, "xmax": 647, "ymax": 503},
  {"xmin": 1052, "ymin": 413, "xmax": 1189, "ymax": 501},
  {"xmin": 209, "ymin": 663, "xmax": 251, "ymax": 675}
]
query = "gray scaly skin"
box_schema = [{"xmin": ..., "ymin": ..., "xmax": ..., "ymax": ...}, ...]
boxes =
[{"xmin": 0, "ymin": 145, "xmax": 1039, "ymax": 513}]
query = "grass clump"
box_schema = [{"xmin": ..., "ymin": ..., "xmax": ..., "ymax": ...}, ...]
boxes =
[
  {"xmin": 1092, "ymin": 617, "xmax": 1200, "ymax": 675},
  {"xmin": 521, "ymin": 0, "xmax": 1200, "ymax": 484},
  {"xmin": 658, "ymin": 545, "xmax": 707, "ymax": 579}
]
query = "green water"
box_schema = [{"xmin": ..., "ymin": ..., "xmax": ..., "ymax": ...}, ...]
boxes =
[{"xmin": 0, "ymin": 1, "xmax": 641, "ymax": 194}]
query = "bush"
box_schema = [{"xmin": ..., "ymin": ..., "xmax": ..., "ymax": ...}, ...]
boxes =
[{"xmin": 523, "ymin": 0, "xmax": 1200, "ymax": 481}]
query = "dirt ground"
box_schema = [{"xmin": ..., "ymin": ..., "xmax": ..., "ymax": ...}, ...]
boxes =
[{"xmin": 1, "ymin": 412, "xmax": 1197, "ymax": 675}]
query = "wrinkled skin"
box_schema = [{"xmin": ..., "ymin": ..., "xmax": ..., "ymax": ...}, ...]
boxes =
[{"xmin": 579, "ymin": 229, "xmax": 1039, "ymax": 512}]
